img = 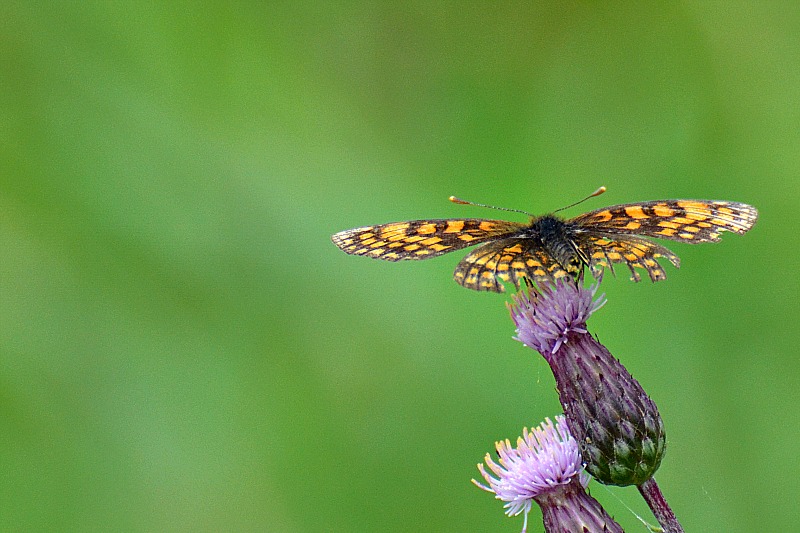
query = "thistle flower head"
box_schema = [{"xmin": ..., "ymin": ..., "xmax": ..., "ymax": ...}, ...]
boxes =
[
  {"xmin": 509, "ymin": 279, "xmax": 606, "ymax": 357},
  {"xmin": 473, "ymin": 416, "xmax": 588, "ymax": 514},
  {"xmin": 474, "ymin": 416, "xmax": 621, "ymax": 533}
]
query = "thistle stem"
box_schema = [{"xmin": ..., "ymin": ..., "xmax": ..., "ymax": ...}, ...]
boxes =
[{"xmin": 638, "ymin": 477, "xmax": 684, "ymax": 533}]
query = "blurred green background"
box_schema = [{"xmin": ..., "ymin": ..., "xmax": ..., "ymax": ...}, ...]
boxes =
[{"xmin": 2, "ymin": 2, "xmax": 798, "ymax": 532}]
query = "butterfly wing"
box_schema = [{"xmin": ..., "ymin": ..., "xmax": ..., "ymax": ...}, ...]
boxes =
[
  {"xmin": 573, "ymin": 233, "xmax": 681, "ymax": 282},
  {"xmin": 331, "ymin": 219, "xmax": 525, "ymax": 261},
  {"xmin": 570, "ymin": 200, "xmax": 758, "ymax": 243},
  {"xmin": 454, "ymin": 238, "xmax": 573, "ymax": 292}
]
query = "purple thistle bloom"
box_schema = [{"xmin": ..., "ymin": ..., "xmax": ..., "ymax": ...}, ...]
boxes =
[
  {"xmin": 509, "ymin": 278, "xmax": 606, "ymax": 356},
  {"xmin": 473, "ymin": 416, "xmax": 622, "ymax": 533},
  {"xmin": 509, "ymin": 279, "xmax": 666, "ymax": 487}
]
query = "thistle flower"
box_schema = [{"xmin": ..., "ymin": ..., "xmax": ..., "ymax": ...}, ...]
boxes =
[
  {"xmin": 473, "ymin": 416, "xmax": 623, "ymax": 533},
  {"xmin": 508, "ymin": 280, "xmax": 666, "ymax": 487}
]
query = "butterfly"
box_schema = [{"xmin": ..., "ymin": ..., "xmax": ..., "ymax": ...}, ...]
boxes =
[{"xmin": 331, "ymin": 188, "xmax": 758, "ymax": 292}]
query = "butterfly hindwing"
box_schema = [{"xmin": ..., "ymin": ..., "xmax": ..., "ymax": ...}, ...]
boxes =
[
  {"xmin": 331, "ymin": 218, "xmax": 525, "ymax": 262},
  {"xmin": 454, "ymin": 239, "xmax": 572, "ymax": 292},
  {"xmin": 573, "ymin": 233, "xmax": 681, "ymax": 282}
]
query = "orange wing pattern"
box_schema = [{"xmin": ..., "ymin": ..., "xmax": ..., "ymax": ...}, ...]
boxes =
[
  {"xmin": 331, "ymin": 219, "xmax": 524, "ymax": 262},
  {"xmin": 574, "ymin": 234, "xmax": 681, "ymax": 282},
  {"xmin": 571, "ymin": 200, "xmax": 758, "ymax": 244},
  {"xmin": 332, "ymin": 197, "xmax": 758, "ymax": 292},
  {"xmin": 453, "ymin": 239, "xmax": 573, "ymax": 292}
]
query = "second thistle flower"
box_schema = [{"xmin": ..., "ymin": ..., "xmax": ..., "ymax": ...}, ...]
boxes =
[
  {"xmin": 509, "ymin": 280, "xmax": 667, "ymax": 486},
  {"xmin": 474, "ymin": 416, "xmax": 623, "ymax": 533}
]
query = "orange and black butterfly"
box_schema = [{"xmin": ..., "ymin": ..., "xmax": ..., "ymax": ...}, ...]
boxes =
[{"xmin": 331, "ymin": 188, "xmax": 758, "ymax": 293}]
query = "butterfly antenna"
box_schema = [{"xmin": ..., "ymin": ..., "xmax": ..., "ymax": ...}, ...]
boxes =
[
  {"xmin": 552, "ymin": 186, "xmax": 607, "ymax": 214},
  {"xmin": 449, "ymin": 196, "xmax": 536, "ymax": 217}
]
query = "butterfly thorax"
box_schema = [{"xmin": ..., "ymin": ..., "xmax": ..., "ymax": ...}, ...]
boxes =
[{"xmin": 525, "ymin": 215, "xmax": 580, "ymax": 271}]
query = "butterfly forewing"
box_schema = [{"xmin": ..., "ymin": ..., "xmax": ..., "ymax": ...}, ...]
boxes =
[
  {"xmin": 570, "ymin": 200, "xmax": 758, "ymax": 244},
  {"xmin": 331, "ymin": 218, "xmax": 525, "ymax": 262}
]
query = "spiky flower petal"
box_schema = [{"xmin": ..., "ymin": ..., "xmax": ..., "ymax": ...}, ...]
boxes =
[
  {"xmin": 474, "ymin": 416, "xmax": 622, "ymax": 533},
  {"xmin": 509, "ymin": 278, "xmax": 606, "ymax": 356}
]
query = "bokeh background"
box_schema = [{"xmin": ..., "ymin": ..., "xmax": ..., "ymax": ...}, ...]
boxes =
[{"xmin": 2, "ymin": 3, "xmax": 798, "ymax": 532}]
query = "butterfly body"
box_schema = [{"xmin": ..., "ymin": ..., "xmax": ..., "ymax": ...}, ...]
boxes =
[
  {"xmin": 527, "ymin": 215, "xmax": 577, "ymax": 267},
  {"xmin": 332, "ymin": 199, "xmax": 758, "ymax": 293}
]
